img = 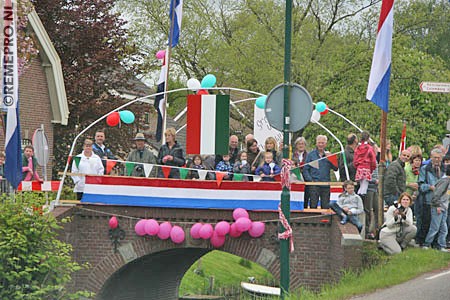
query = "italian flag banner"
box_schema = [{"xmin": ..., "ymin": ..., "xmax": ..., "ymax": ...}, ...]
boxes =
[{"xmin": 186, "ymin": 94, "xmax": 230, "ymax": 155}]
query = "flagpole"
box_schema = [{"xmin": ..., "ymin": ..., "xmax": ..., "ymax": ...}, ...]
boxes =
[{"xmin": 378, "ymin": 111, "xmax": 387, "ymax": 229}]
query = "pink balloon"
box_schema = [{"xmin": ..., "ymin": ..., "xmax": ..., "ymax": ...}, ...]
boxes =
[
  {"xmin": 158, "ymin": 222, "xmax": 172, "ymax": 240},
  {"xmin": 144, "ymin": 219, "xmax": 160, "ymax": 236},
  {"xmin": 248, "ymin": 221, "xmax": 265, "ymax": 238},
  {"xmin": 156, "ymin": 49, "xmax": 166, "ymax": 59},
  {"xmin": 190, "ymin": 222, "xmax": 203, "ymax": 239},
  {"xmin": 229, "ymin": 223, "xmax": 242, "ymax": 238},
  {"xmin": 199, "ymin": 223, "xmax": 214, "ymax": 239},
  {"xmin": 210, "ymin": 231, "xmax": 226, "ymax": 248},
  {"xmin": 215, "ymin": 221, "xmax": 230, "ymax": 236},
  {"xmin": 170, "ymin": 226, "xmax": 185, "ymax": 244},
  {"xmin": 233, "ymin": 208, "xmax": 249, "ymax": 221},
  {"xmin": 109, "ymin": 216, "xmax": 118, "ymax": 229},
  {"xmin": 235, "ymin": 217, "xmax": 252, "ymax": 232},
  {"xmin": 135, "ymin": 219, "xmax": 147, "ymax": 236}
]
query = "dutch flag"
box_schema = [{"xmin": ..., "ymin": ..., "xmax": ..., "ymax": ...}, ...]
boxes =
[
  {"xmin": 169, "ymin": 0, "xmax": 183, "ymax": 48},
  {"xmin": 366, "ymin": 0, "xmax": 395, "ymax": 112}
]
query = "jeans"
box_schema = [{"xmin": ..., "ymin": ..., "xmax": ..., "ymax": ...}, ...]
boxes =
[
  {"xmin": 424, "ymin": 207, "xmax": 448, "ymax": 249},
  {"xmin": 309, "ymin": 185, "xmax": 331, "ymax": 209},
  {"xmin": 364, "ymin": 191, "xmax": 379, "ymax": 234},
  {"xmin": 330, "ymin": 202, "xmax": 363, "ymax": 232},
  {"xmin": 416, "ymin": 203, "xmax": 431, "ymax": 245}
]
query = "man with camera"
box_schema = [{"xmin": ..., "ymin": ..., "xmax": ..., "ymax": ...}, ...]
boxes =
[{"xmin": 126, "ymin": 133, "xmax": 157, "ymax": 177}]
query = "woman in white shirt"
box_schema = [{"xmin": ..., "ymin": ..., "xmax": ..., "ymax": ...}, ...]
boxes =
[{"xmin": 71, "ymin": 139, "xmax": 104, "ymax": 200}]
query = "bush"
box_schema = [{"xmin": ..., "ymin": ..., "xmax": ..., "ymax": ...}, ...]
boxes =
[{"xmin": 239, "ymin": 258, "xmax": 252, "ymax": 269}]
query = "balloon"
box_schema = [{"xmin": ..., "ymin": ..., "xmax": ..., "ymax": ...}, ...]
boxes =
[
  {"xmin": 199, "ymin": 223, "xmax": 214, "ymax": 239},
  {"xmin": 144, "ymin": 219, "xmax": 160, "ymax": 236},
  {"xmin": 106, "ymin": 112, "xmax": 120, "ymax": 127},
  {"xmin": 215, "ymin": 221, "xmax": 230, "ymax": 236},
  {"xmin": 210, "ymin": 231, "xmax": 226, "ymax": 248},
  {"xmin": 235, "ymin": 217, "xmax": 252, "ymax": 232},
  {"xmin": 248, "ymin": 222, "xmax": 265, "ymax": 238},
  {"xmin": 157, "ymin": 222, "xmax": 172, "ymax": 240},
  {"xmin": 187, "ymin": 78, "xmax": 201, "ymax": 91},
  {"xmin": 201, "ymin": 74, "xmax": 216, "ymax": 88},
  {"xmin": 320, "ymin": 105, "xmax": 329, "ymax": 115},
  {"xmin": 255, "ymin": 96, "xmax": 267, "ymax": 109},
  {"xmin": 119, "ymin": 110, "xmax": 135, "ymax": 124},
  {"xmin": 233, "ymin": 208, "xmax": 249, "ymax": 221},
  {"xmin": 310, "ymin": 110, "xmax": 321, "ymax": 123},
  {"xmin": 135, "ymin": 219, "xmax": 147, "ymax": 236},
  {"xmin": 170, "ymin": 226, "xmax": 185, "ymax": 244},
  {"xmin": 190, "ymin": 222, "xmax": 203, "ymax": 239},
  {"xmin": 156, "ymin": 50, "xmax": 166, "ymax": 60},
  {"xmin": 229, "ymin": 223, "xmax": 242, "ymax": 238},
  {"xmin": 109, "ymin": 216, "xmax": 118, "ymax": 229},
  {"xmin": 197, "ymin": 89, "xmax": 209, "ymax": 95},
  {"xmin": 315, "ymin": 101, "xmax": 327, "ymax": 113}
]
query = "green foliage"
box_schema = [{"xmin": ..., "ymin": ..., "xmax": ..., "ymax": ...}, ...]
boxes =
[
  {"xmin": 361, "ymin": 241, "xmax": 389, "ymax": 268},
  {"xmin": 0, "ymin": 194, "xmax": 92, "ymax": 299},
  {"xmin": 179, "ymin": 250, "xmax": 274, "ymax": 296},
  {"xmin": 238, "ymin": 258, "xmax": 253, "ymax": 269}
]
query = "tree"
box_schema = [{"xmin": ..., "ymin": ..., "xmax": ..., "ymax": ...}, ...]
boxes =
[
  {"xmin": 31, "ymin": 0, "xmax": 141, "ymax": 176},
  {"xmin": 0, "ymin": 195, "xmax": 91, "ymax": 299}
]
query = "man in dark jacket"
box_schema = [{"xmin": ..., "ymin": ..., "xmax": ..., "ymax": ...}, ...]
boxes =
[
  {"xmin": 338, "ymin": 133, "xmax": 358, "ymax": 181},
  {"xmin": 383, "ymin": 150, "xmax": 411, "ymax": 206},
  {"xmin": 92, "ymin": 130, "xmax": 117, "ymax": 174}
]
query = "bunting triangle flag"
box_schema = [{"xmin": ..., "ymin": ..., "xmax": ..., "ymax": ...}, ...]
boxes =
[
  {"xmin": 326, "ymin": 153, "xmax": 338, "ymax": 168},
  {"xmin": 73, "ymin": 156, "xmax": 81, "ymax": 168},
  {"xmin": 215, "ymin": 172, "xmax": 226, "ymax": 187},
  {"xmin": 309, "ymin": 160, "xmax": 319, "ymax": 169},
  {"xmin": 106, "ymin": 160, "xmax": 117, "ymax": 174},
  {"xmin": 179, "ymin": 168, "xmax": 189, "ymax": 179},
  {"xmin": 161, "ymin": 166, "xmax": 172, "ymax": 178},
  {"xmin": 273, "ymin": 174, "xmax": 281, "ymax": 181},
  {"xmin": 198, "ymin": 170, "xmax": 208, "ymax": 180},
  {"xmin": 233, "ymin": 173, "xmax": 244, "ymax": 181},
  {"xmin": 125, "ymin": 162, "xmax": 135, "ymax": 176},
  {"xmin": 144, "ymin": 164, "xmax": 154, "ymax": 177},
  {"xmin": 253, "ymin": 175, "xmax": 262, "ymax": 182},
  {"xmin": 291, "ymin": 168, "xmax": 303, "ymax": 181}
]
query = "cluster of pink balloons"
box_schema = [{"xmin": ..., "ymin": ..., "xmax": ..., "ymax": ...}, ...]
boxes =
[
  {"xmin": 189, "ymin": 208, "xmax": 266, "ymax": 248},
  {"xmin": 134, "ymin": 219, "xmax": 185, "ymax": 244}
]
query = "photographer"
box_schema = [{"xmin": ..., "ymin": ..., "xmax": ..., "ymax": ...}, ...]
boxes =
[
  {"xmin": 379, "ymin": 192, "xmax": 417, "ymax": 255},
  {"xmin": 126, "ymin": 133, "xmax": 157, "ymax": 177}
]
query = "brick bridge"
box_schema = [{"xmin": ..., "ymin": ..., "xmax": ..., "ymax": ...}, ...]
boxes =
[{"xmin": 54, "ymin": 204, "xmax": 363, "ymax": 300}]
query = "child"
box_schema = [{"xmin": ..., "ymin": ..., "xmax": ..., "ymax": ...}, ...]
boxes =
[
  {"xmin": 215, "ymin": 154, "xmax": 233, "ymax": 180},
  {"xmin": 233, "ymin": 151, "xmax": 252, "ymax": 181},
  {"xmin": 187, "ymin": 155, "xmax": 206, "ymax": 180},
  {"xmin": 330, "ymin": 180, "xmax": 364, "ymax": 233},
  {"xmin": 255, "ymin": 151, "xmax": 281, "ymax": 182}
]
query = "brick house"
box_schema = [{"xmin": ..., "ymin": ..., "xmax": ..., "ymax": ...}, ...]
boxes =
[{"xmin": 0, "ymin": 10, "xmax": 69, "ymax": 180}]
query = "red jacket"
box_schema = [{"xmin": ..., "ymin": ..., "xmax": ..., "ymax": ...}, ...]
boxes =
[{"xmin": 353, "ymin": 142, "xmax": 377, "ymax": 172}]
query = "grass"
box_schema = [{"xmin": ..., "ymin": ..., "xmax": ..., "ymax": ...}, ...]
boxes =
[
  {"xmin": 179, "ymin": 250, "xmax": 274, "ymax": 296},
  {"xmin": 288, "ymin": 244, "xmax": 450, "ymax": 300}
]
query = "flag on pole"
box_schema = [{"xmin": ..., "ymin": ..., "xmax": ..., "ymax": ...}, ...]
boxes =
[
  {"xmin": 2, "ymin": 0, "xmax": 22, "ymax": 189},
  {"xmin": 399, "ymin": 122, "xmax": 406, "ymax": 153},
  {"xmin": 169, "ymin": 0, "xmax": 183, "ymax": 48},
  {"xmin": 186, "ymin": 94, "xmax": 230, "ymax": 155},
  {"xmin": 366, "ymin": 0, "xmax": 395, "ymax": 112},
  {"xmin": 154, "ymin": 52, "xmax": 167, "ymax": 142}
]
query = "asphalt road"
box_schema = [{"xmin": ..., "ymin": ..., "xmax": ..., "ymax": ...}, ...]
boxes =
[{"xmin": 350, "ymin": 267, "xmax": 450, "ymax": 300}]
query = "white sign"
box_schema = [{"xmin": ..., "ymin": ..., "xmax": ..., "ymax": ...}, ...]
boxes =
[
  {"xmin": 254, "ymin": 106, "xmax": 283, "ymax": 151},
  {"xmin": 419, "ymin": 82, "xmax": 450, "ymax": 93}
]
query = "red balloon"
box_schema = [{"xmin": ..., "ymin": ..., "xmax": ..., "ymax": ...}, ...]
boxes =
[
  {"xmin": 197, "ymin": 89, "xmax": 209, "ymax": 95},
  {"xmin": 320, "ymin": 106, "xmax": 329, "ymax": 115},
  {"xmin": 106, "ymin": 112, "xmax": 120, "ymax": 126}
]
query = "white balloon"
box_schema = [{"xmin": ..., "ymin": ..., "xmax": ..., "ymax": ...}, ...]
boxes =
[
  {"xmin": 187, "ymin": 78, "xmax": 201, "ymax": 91},
  {"xmin": 310, "ymin": 110, "xmax": 321, "ymax": 123}
]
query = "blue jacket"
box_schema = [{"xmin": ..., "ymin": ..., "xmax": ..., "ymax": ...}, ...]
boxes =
[
  {"xmin": 419, "ymin": 162, "xmax": 444, "ymax": 205},
  {"xmin": 255, "ymin": 162, "xmax": 281, "ymax": 182},
  {"xmin": 303, "ymin": 149, "xmax": 338, "ymax": 182}
]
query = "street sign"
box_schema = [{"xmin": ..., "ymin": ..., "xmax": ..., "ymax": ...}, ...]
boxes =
[
  {"xmin": 419, "ymin": 82, "xmax": 450, "ymax": 93},
  {"xmin": 32, "ymin": 127, "xmax": 49, "ymax": 166},
  {"xmin": 264, "ymin": 83, "xmax": 313, "ymax": 132}
]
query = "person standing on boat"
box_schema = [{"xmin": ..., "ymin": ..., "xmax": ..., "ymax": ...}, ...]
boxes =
[
  {"xmin": 127, "ymin": 133, "xmax": 157, "ymax": 177},
  {"xmin": 303, "ymin": 135, "xmax": 338, "ymax": 209},
  {"xmin": 71, "ymin": 139, "xmax": 104, "ymax": 200},
  {"xmin": 264, "ymin": 137, "xmax": 283, "ymax": 167},
  {"xmin": 215, "ymin": 135, "xmax": 240, "ymax": 166},
  {"xmin": 246, "ymin": 138, "xmax": 262, "ymax": 175},
  {"xmin": 157, "ymin": 127, "xmax": 185, "ymax": 179},
  {"xmin": 92, "ymin": 130, "xmax": 117, "ymax": 174}
]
